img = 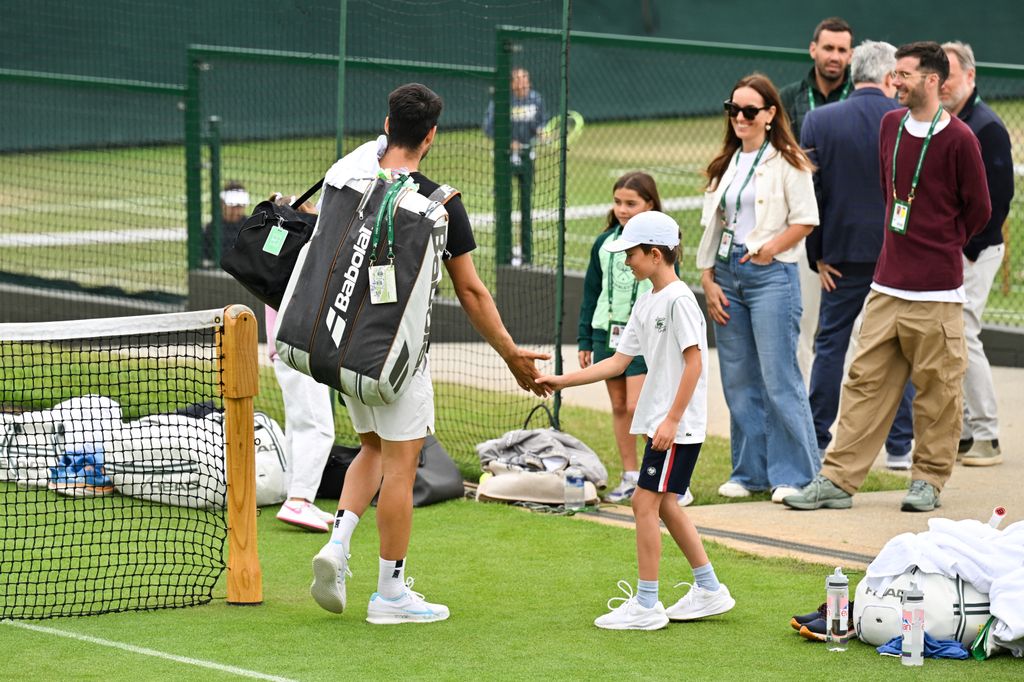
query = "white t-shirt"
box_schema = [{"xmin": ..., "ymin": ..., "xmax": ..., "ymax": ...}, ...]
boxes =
[
  {"xmin": 722, "ymin": 149, "xmax": 759, "ymax": 245},
  {"xmin": 616, "ymin": 280, "xmax": 708, "ymax": 444}
]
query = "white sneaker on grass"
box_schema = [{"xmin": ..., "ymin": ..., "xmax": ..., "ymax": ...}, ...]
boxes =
[
  {"xmin": 665, "ymin": 582, "xmax": 735, "ymax": 621},
  {"xmin": 366, "ymin": 578, "xmax": 450, "ymax": 625},
  {"xmin": 593, "ymin": 580, "xmax": 669, "ymax": 630},
  {"xmin": 312, "ymin": 505, "xmax": 339, "ymax": 525},
  {"xmin": 277, "ymin": 501, "xmax": 330, "ymax": 532},
  {"xmin": 717, "ymin": 481, "xmax": 752, "ymax": 498},
  {"xmin": 677, "ymin": 488, "xmax": 694, "ymax": 507},
  {"xmin": 604, "ymin": 475, "xmax": 638, "ymax": 503},
  {"xmin": 310, "ymin": 545, "xmax": 352, "ymax": 614}
]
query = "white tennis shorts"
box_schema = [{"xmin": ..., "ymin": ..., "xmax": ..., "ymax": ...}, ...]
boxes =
[{"xmin": 341, "ymin": 357, "xmax": 435, "ymax": 442}]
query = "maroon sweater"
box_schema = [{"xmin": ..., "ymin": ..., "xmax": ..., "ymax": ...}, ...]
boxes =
[{"xmin": 875, "ymin": 108, "xmax": 991, "ymax": 291}]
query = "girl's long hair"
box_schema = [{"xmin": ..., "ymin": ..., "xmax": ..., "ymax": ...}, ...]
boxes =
[
  {"xmin": 704, "ymin": 73, "xmax": 813, "ymax": 188},
  {"xmin": 604, "ymin": 171, "xmax": 663, "ymax": 231}
]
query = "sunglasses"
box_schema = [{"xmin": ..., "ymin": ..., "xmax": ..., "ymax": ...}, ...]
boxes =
[{"xmin": 723, "ymin": 101, "xmax": 770, "ymax": 120}]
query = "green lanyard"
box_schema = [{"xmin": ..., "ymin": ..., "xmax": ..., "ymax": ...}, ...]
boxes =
[
  {"xmin": 606, "ymin": 224, "xmax": 638, "ymax": 318},
  {"xmin": 892, "ymin": 107, "xmax": 943, "ymax": 203},
  {"xmin": 370, "ymin": 175, "xmax": 410, "ymax": 264},
  {"xmin": 807, "ymin": 78, "xmax": 852, "ymax": 111},
  {"xmin": 719, "ymin": 139, "xmax": 769, "ymax": 226}
]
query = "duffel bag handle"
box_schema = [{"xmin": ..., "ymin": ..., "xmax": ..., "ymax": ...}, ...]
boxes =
[
  {"xmin": 522, "ymin": 403, "xmax": 559, "ymax": 431},
  {"xmin": 291, "ymin": 178, "xmax": 324, "ymax": 210}
]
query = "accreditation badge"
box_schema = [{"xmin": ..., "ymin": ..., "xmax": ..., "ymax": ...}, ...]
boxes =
[
  {"xmin": 889, "ymin": 199, "xmax": 911, "ymax": 235},
  {"xmin": 368, "ymin": 264, "xmax": 398, "ymax": 304},
  {"xmin": 607, "ymin": 321, "xmax": 627, "ymax": 350},
  {"xmin": 716, "ymin": 228, "xmax": 734, "ymax": 262}
]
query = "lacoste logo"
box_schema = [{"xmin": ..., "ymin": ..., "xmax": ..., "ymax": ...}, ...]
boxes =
[
  {"xmin": 655, "ymin": 316, "xmax": 667, "ymax": 332},
  {"xmin": 325, "ymin": 221, "xmax": 373, "ymax": 347}
]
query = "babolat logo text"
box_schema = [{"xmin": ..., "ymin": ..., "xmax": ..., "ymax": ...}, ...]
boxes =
[{"xmin": 325, "ymin": 221, "xmax": 373, "ymax": 347}]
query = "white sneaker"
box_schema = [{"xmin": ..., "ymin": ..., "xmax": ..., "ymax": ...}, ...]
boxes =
[
  {"xmin": 717, "ymin": 481, "xmax": 751, "ymax": 498},
  {"xmin": 886, "ymin": 452, "xmax": 912, "ymax": 470},
  {"xmin": 666, "ymin": 582, "xmax": 736, "ymax": 621},
  {"xmin": 677, "ymin": 488, "xmax": 694, "ymax": 507},
  {"xmin": 277, "ymin": 501, "xmax": 330, "ymax": 532},
  {"xmin": 310, "ymin": 544, "xmax": 351, "ymax": 614},
  {"xmin": 312, "ymin": 505, "xmax": 338, "ymax": 525},
  {"xmin": 366, "ymin": 578, "xmax": 450, "ymax": 625},
  {"xmin": 771, "ymin": 486, "xmax": 800, "ymax": 504},
  {"xmin": 593, "ymin": 580, "xmax": 669, "ymax": 630},
  {"xmin": 604, "ymin": 475, "xmax": 638, "ymax": 503}
]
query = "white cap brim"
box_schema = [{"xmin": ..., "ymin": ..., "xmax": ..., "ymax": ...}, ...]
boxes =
[{"xmin": 602, "ymin": 237, "xmax": 640, "ymax": 253}]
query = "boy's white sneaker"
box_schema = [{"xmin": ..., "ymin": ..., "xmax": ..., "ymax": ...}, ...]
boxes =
[
  {"xmin": 366, "ymin": 578, "xmax": 450, "ymax": 625},
  {"xmin": 666, "ymin": 582, "xmax": 735, "ymax": 621},
  {"xmin": 277, "ymin": 501, "xmax": 330, "ymax": 532},
  {"xmin": 593, "ymin": 580, "xmax": 669, "ymax": 631},
  {"xmin": 677, "ymin": 488, "xmax": 694, "ymax": 507},
  {"xmin": 310, "ymin": 545, "xmax": 352, "ymax": 614}
]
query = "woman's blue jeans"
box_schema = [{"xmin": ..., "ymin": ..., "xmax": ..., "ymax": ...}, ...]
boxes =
[{"xmin": 712, "ymin": 247, "xmax": 820, "ymax": 491}]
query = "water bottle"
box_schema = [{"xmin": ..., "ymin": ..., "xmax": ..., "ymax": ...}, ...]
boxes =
[
  {"xmin": 825, "ymin": 567, "xmax": 849, "ymax": 652},
  {"xmin": 901, "ymin": 582, "xmax": 925, "ymax": 666},
  {"xmin": 563, "ymin": 456, "xmax": 586, "ymax": 511}
]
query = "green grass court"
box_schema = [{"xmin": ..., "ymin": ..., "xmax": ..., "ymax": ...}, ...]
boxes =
[{"xmin": 2, "ymin": 500, "xmax": 1019, "ymax": 681}]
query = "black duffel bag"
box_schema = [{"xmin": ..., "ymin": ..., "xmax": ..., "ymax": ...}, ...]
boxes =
[
  {"xmin": 316, "ymin": 435, "xmax": 464, "ymax": 507},
  {"xmin": 220, "ymin": 179, "xmax": 322, "ymax": 310}
]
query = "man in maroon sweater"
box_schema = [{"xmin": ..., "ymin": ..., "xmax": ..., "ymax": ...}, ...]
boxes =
[{"xmin": 785, "ymin": 41, "xmax": 991, "ymax": 513}]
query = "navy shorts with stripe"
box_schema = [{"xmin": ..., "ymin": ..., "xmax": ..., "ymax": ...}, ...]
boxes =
[{"xmin": 636, "ymin": 439, "xmax": 702, "ymax": 495}]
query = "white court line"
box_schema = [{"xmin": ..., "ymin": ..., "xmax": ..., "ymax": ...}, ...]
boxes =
[{"xmin": 1, "ymin": 620, "xmax": 299, "ymax": 682}]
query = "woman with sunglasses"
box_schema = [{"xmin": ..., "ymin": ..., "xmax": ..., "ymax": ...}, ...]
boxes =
[{"xmin": 696, "ymin": 73, "xmax": 820, "ymax": 503}]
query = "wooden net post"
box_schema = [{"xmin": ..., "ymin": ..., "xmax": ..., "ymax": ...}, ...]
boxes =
[{"xmin": 219, "ymin": 304, "xmax": 263, "ymax": 604}]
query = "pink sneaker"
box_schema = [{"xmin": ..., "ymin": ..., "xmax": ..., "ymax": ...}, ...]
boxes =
[{"xmin": 276, "ymin": 501, "xmax": 330, "ymax": 532}]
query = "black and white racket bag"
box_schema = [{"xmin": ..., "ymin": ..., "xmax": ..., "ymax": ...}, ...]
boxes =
[{"xmin": 275, "ymin": 174, "xmax": 457, "ymax": 406}]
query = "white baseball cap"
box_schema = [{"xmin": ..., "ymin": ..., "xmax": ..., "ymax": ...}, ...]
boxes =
[{"xmin": 603, "ymin": 210, "xmax": 680, "ymax": 253}]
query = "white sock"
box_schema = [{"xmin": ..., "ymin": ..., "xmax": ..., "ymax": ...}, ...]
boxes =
[
  {"xmin": 378, "ymin": 557, "xmax": 406, "ymax": 599},
  {"xmin": 623, "ymin": 470, "xmax": 639, "ymax": 482},
  {"xmin": 328, "ymin": 510, "xmax": 359, "ymax": 558}
]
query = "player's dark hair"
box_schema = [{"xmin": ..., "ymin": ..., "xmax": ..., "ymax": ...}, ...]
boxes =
[
  {"xmin": 895, "ymin": 41, "xmax": 950, "ymax": 84},
  {"xmin": 604, "ymin": 171, "xmax": 663, "ymax": 231},
  {"xmin": 387, "ymin": 83, "xmax": 443, "ymax": 150},
  {"xmin": 638, "ymin": 243, "xmax": 679, "ymax": 265},
  {"xmin": 812, "ymin": 17, "xmax": 853, "ymax": 43}
]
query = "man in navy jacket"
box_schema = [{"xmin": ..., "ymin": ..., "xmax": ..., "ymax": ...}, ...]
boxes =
[
  {"xmin": 799, "ymin": 41, "xmax": 914, "ymax": 469},
  {"xmin": 941, "ymin": 41, "xmax": 1014, "ymax": 467}
]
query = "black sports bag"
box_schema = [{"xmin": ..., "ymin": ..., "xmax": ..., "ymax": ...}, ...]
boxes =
[{"xmin": 220, "ymin": 180, "xmax": 322, "ymax": 309}]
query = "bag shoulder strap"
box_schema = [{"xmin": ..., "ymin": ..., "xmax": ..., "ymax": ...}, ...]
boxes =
[
  {"xmin": 290, "ymin": 178, "xmax": 324, "ymax": 209},
  {"xmin": 425, "ymin": 184, "xmax": 460, "ymax": 206}
]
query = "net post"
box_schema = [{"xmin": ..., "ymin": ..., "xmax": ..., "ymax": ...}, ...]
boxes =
[
  {"xmin": 219, "ymin": 303, "xmax": 263, "ymax": 605},
  {"xmin": 493, "ymin": 28, "xmax": 513, "ymax": 266}
]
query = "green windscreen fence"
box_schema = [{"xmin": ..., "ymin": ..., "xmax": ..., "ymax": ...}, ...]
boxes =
[{"xmin": 3, "ymin": 1, "xmax": 1023, "ymax": 468}]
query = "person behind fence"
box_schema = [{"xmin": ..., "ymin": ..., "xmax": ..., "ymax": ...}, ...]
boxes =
[
  {"xmin": 202, "ymin": 180, "xmax": 249, "ymax": 267},
  {"xmin": 779, "ymin": 17, "xmax": 855, "ymax": 380},
  {"xmin": 309, "ymin": 83, "xmax": 551, "ymax": 625},
  {"xmin": 576, "ymin": 172, "xmax": 690, "ymax": 507},
  {"xmin": 799, "ymin": 40, "xmax": 916, "ymax": 472},
  {"xmin": 940, "ymin": 41, "xmax": 1014, "ymax": 468},
  {"xmin": 483, "ymin": 67, "xmax": 546, "ymax": 265},
  {"xmin": 696, "ymin": 73, "xmax": 820, "ymax": 504},
  {"xmin": 784, "ymin": 42, "xmax": 991, "ymax": 513},
  {"xmin": 538, "ymin": 210, "xmax": 735, "ymax": 631}
]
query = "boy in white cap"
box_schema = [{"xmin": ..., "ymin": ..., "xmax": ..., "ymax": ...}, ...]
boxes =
[{"xmin": 538, "ymin": 211, "xmax": 735, "ymax": 630}]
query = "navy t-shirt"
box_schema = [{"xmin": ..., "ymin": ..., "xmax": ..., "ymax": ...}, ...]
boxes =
[{"xmin": 411, "ymin": 171, "xmax": 476, "ymax": 260}]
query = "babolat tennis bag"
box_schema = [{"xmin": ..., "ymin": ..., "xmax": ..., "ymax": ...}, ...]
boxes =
[
  {"xmin": 220, "ymin": 180, "xmax": 322, "ymax": 310},
  {"xmin": 275, "ymin": 173, "xmax": 458, "ymax": 406}
]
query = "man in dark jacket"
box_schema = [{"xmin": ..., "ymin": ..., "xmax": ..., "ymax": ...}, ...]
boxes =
[
  {"xmin": 799, "ymin": 41, "xmax": 915, "ymax": 471},
  {"xmin": 941, "ymin": 41, "xmax": 1015, "ymax": 467},
  {"xmin": 779, "ymin": 17, "xmax": 854, "ymax": 378}
]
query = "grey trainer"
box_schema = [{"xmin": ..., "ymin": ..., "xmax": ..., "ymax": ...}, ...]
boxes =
[
  {"xmin": 961, "ymin": 440, "xmax": 1002, "ymax": 467},
  {"xmin": 782, "ymin": 475, "xmax": 853, "ymax": 510},
  {"xmin": 901, "ymin": 479, "xmax": 941, "ymax": 512}
]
